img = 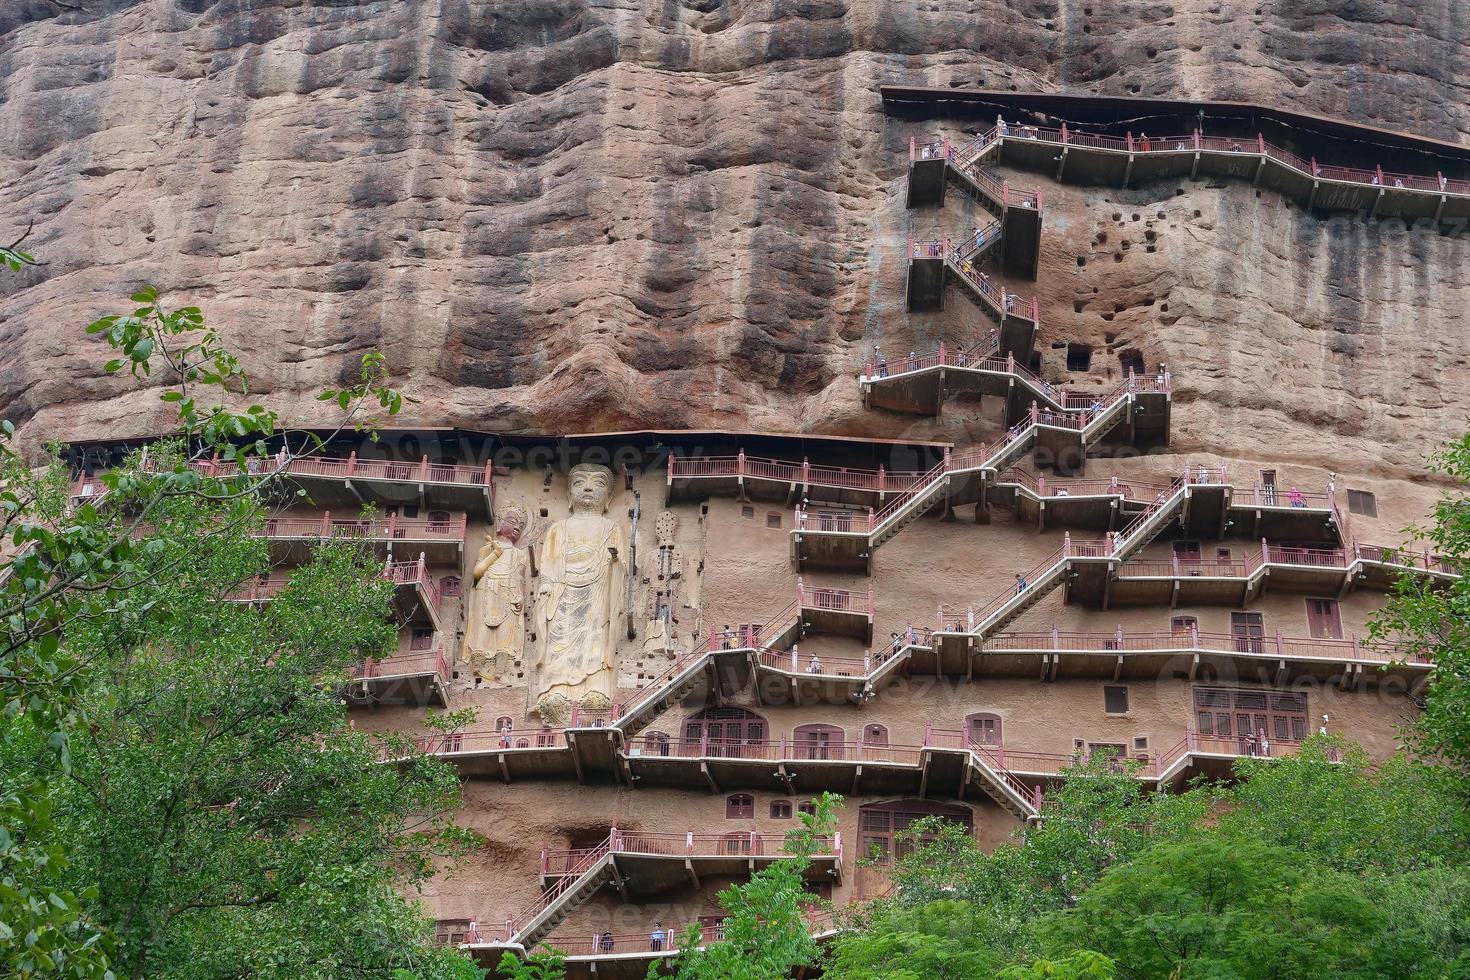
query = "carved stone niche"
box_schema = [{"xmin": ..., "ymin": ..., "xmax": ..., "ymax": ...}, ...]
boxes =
[
  {"xmin": 531, "ymin": 464, "xmax": 626, "ymax": 726},
  {"xmin": 462, "ymin": 500, "xmax": 530, "ymax": 688}
]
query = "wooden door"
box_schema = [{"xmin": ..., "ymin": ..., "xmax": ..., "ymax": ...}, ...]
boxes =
[
  {"xmin": 1231, "ymin": 612, "xmax": 1265, "ymax": 653},
  {"xmin": 1306, "ymin": 598, "xmax": 1343, "ymax": 639}
]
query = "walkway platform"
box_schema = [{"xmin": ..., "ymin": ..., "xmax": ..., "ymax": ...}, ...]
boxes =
[
  {"xmin": 258, "ymin": 512, "xmax": 466, "ymax": 565},
  {"xmin": 348, "ymin": 649, "xmax": 450, "ymax": 708},
  {"xmin": 911, "ymin": 122, "xmax": 1470, "ymax": 227},
  {"xmin": 160, "ymin": 453, "xmax": 495, "ymax": 519},
  {"xmin": 906, "ymin": 140, "xmax": 1043, "ymax": 279},
  {"xmin": 906, "ymin": 238, "xmax": 1039, "ymax": 355},
  {"xmin": 978, "ymin": 628, "xmax": 1430, "ymax": 690}
]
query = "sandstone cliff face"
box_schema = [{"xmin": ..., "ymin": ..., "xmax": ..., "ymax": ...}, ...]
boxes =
[{"xmin": 1, "ymin": 0, "xmax": 1468, "ymax": 479}]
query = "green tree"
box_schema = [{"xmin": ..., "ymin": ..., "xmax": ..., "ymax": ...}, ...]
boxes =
[
  {"xmin": 997, "ymin": 951, "xmax": 1116, "ymax": 980},
  {"xmin": 1038, "ymin": 837, "xmax": 1380, "ymax": 979},
  {"xmin": 0, "ymin": 276, "xmax": 436, "ymax": 977},
  {"xmin": 1371, "ymin": 432, "xmax": 1470, "ymax": 772},
  {"xmin": 819, "ymin": 899, "xmax": 1005, "ymax": 980},
  {"xmin": 1220, "ymin": 737, "xmax": 1470, "ymax": 874},
  {"xmin": 659, "ymin": 793, "xmax": 842, "ymax": 980},
  {"xmin": 2, "ymin": 458, "xmax": 479, "ymax": 978},
  {"xmin": 848, "ymin": 757, "xmax": 1208, "ymax": 962}
]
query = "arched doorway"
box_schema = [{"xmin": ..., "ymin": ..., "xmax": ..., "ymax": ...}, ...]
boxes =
[
  {"xmin": 794, "ymin": 723, "xmax": 844, "ymax": 760},
  {"xmin": 855, "ymin": 799, "xmax": 974, "ymax": 899},
  {"xmin": 682, "ymin": 708, "xmax": 767, "ymax": 758},
  {"xmin": 858, "ymin": 800, "xmax": 974, "ymax": 864},
  {"xmin": 965, "ymin": 712, "xmax": 1002, "ymax": 746}
]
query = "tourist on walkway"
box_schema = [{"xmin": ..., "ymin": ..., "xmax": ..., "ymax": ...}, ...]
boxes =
[
  {"xmin": 599, "ymin": 931, "xmax": 614, "ymax": 952},
  {"xmin": 1140, "ymin": 132, "xmax": 1151, "ymax": 153},
  {"xmin": 1287, "ymin": 486, "xmax": 1307, "ymax": 507},
  {"xmin": 808, "ymin": 655, "xmax": 823, "ymax": 674},
  {"xmin": 650, "ymin": 923, "xmax": 666, "ymax": 952},
  {"xmin": 1015, "ymin": 573, "xmax": 1028, "ymax": 594}
]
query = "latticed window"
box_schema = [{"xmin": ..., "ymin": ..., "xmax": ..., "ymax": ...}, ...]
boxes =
[
  {"xmin": 1195, "ymin": 687, "xmax": 1308, "ymax": 743},
  {"xmin": 435, "ymin": 919, "xmax": 473, "ymax": 946},
  {"xmin": 440, "ymin": 575, "xmax": 462, "ymax": 598},
  {"xmin": 770, "ymin": 800, "xmax": 792, "ymax": 819},
  {"xmin": 684, "ymin": 708, "xmax": 766, "ymax": 757},
  {"xmin": 857, "ymin": 800, "xmax": 973, "ymax": 866},
  {"xmin": 725, "ymin": 794, "xmax": 754, "ymax": 819}
]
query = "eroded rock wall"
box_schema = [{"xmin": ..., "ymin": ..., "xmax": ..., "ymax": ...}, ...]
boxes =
[{"xmin": 2, "ymin": 0, "xmax": 1467, "ymax": 479}]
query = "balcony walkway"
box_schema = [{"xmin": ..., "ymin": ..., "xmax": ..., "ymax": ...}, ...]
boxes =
[
  {"xmin": 904, "ymin": 237, "xmax": 1041, "ymax": 355},
  {"xmin": 347, "ymin": 648, "xmax": 449, "ymax": 707},
  {"xmin": 790, "ymin": 379, "xmax": 1169, "ymax": 572},
  {"xmin": 225, "ymin": 556, "xmax": 443, "ymax": 629},
  {"xmin": 906, "ymin": 138, "xmax": 1043, "ymax": 279},
  {"xmin": 473, "ymin": 829, "xmax": 844, "ymax": 950},
  {"xmin": 72, "ymin": 451, "xmax": 496, "ymax": 518},
  {"xmin": 470, "ymin": 909, "xmax": 839, "ymax": 978},
  {"xmin": 860, "ymin": 342, "xmax": 1173, "ymax": 437},
  {"xmin": 257, "ymin": 511, "xmax": 466, "ymax": 565},
  {"xmin": 912, "ymin": 123, "xmax": 1470, "ymax": 227}
]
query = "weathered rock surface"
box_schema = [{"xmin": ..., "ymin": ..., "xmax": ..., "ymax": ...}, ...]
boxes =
[{"xmin": 1, "ymin": 0, "xmax": 1468, "ymax": 478}]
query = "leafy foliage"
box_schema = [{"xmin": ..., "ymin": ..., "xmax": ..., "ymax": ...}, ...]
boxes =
[
  {"xmin": 1371, "ymin": 431, "xmax": 1470, "ymax": 772},
  {"xmin": 0, "ymin": 269, "xmax": 453, "ymax": 976},
  {"xmin": 831, "ymin": 743, "xmax": 1470, "ymax": 978},
  {"xmin": 658, "ymin": 793, "xmax": 842, "ymax": 980}
]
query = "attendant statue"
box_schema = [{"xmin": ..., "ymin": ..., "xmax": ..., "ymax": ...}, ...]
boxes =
[
  {"xmin": 533, "ymin": 464, "xmax": 626, "ymax": 725},
  {"xmin": 464, "ymin": 502, "xmax": 530, "ymax": 680}
]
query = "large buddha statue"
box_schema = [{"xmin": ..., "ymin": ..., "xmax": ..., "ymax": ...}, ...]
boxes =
[
  {"xmin": 533, "ymin": 464, "xmax": 626, "ymax": 725},
  {"xmin": 464, "ymin": 502, "xmax": 530, "ymax": 681}
]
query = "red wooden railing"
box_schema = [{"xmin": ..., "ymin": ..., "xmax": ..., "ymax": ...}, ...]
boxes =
[
  {"xmin": 354, "ymin": 646, "xmax": 449, "ymax": 683},
  {"xmin": 921, "ymin": 122, "xmax": 1470, "ymax": 199},
  {"xmin": 797, "ymin": 582, "xmax": 874, "ymax": 616},
  {"xmin": 985, "ymin": 627, "xmax": 1428, "ymax": 665},
  {"xmin": 503, "ymin": 829, "xmax": 842, "ymax": 940},
  {"xmin": 384, "ymin": 555, "xmax": 442, "ymax": 609},
  {"xmin": 156, "ymin": 451, "xmax": 494, "ymax": 489},
  {"xmin": 258, "ymin": 511, "xmax": 467, "ymax": 542}
]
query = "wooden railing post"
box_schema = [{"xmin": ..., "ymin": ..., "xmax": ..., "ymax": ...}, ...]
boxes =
[
  {"xmin": 419, "ymin": 455, "xmax": 429, "ymax": 481},
  {"xmin": 386, "ymin": 510, "xmax": 397, "ymax": 540},
  {"xmin": 347, "ymin": 451, "xmax": 357, "ymax": 476},
  {"xmin": 1193, "ymin": 128, "xmax": 1201, "ymax": 150},
  {"xmin": 1275, "ymin": 629, "xmax": 1284, "ymax": 656},
  {"xmin": 1060, "ymin": 122, "xmax": 1068, "ymax": 144},
  {"xmin": 1262, "ymin": 537, "xmax": 1271, "ymax": 565},
  {"xmin": 321, "ymin": 510, "xmax": 331, "ymax": 537}
]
